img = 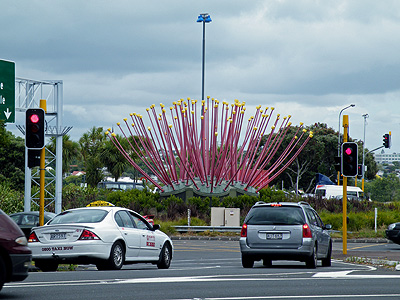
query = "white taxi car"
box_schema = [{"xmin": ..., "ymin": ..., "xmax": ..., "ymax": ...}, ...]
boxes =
[{"xmin": 28, "ymin": 206, "xmax": 173, "ymax": 271}]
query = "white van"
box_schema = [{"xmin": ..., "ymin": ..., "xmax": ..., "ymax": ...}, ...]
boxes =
[{"xmin": 315, "ymin": 184, "xmax": 364, "ymax": 201}]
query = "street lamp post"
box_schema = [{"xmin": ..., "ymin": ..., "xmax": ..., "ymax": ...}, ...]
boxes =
[
  {"xmin": 337, "ymin": 104, "xmax": 355, "ymax": 185},
  {"xmin": 362, "ymin": 113, "xmax": 369, "ymax": 192},
  {"xmin": 197, "ymin": 13, "xmax": 212, "ymax": 102}
]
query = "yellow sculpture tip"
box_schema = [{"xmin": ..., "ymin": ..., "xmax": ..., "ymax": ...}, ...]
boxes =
[
  {"xmin": 116, "ymin": 122, "xmax": 120, "ymax": 126},
  {"xmin": 111, "ymin": 133, "xmax": 116, "ymax": 137}
]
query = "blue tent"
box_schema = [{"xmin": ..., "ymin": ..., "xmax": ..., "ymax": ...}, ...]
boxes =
[{"xmin": 315, "ymin": 173, "xmax": 335, "ymax": 185}]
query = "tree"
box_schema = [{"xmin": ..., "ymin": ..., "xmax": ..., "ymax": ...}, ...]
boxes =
[
  {"xmin": 262, "ymin": 123, "xmax": 338, "ymax": 193},
  {"xmin": 101, "ymin": 135, "xmax": 146, "ymax": 182},
  {"xmin": 0, "ymin": 120, "xmax": 25, "ymax": 190},
  {"xmin": 79, "ymin": 127, "xmax": 106, "ymax": 187},
  {"xmin": 259, "ymin": 123, "xmax": 378, "ymax": 193},
  {"xmin": 100, "ymin": 135, "xmax": 130, "ymax": 182},
  {"xmin": 365, "ymin": 174, "xmax": 400, "ymax": 202},
  {"xmin": 359, "ymin": 144, "xmax": 378, "ymax": 180},
  {"xmin": 47, "ymin": 135, "xmax": 81, "ymax": 175}
]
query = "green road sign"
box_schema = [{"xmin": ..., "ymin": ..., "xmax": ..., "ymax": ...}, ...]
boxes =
[{"xmin": 0, "ymin": 59, "xmax": 15, "ymax": 123}]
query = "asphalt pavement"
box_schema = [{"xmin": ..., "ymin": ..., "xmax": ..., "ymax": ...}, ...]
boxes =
[{"xmin": 171, "ymin": 236, "xmax": 400, "ymax": 269}]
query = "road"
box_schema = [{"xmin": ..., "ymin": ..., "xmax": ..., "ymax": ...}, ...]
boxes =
[{"xmin": 3, "ymin": 240, "xmax": 400, "ymax": 300}]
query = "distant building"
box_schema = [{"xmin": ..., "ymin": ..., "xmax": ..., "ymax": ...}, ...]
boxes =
[
  {"xmin": 71, "ymin": 171, "xmax": 86, "ymax": 176},
  {"xmin": 374, "ymin": 151, "xmax": 400, "ymax": 164}
]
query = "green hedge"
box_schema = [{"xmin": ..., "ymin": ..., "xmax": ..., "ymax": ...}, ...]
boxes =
[{"xmin": 2, "ymin": 183, "xmax": 400, "ymax": 232}]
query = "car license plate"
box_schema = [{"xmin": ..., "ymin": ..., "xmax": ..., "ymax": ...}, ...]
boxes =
[
  {"xmin": 266, "ymin": 233, "xmax": 282, "ymax": 240},
  {"xmin": 50, "ymin": 233, "xmax": 66, "ymax": 240}
]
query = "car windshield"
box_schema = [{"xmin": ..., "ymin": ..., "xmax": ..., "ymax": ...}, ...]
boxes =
[
  {"xmin": 245, "ymin": 206, "xmax": 306, "ymax": 225},
  {"xmin": 48, "ymin": 209, "xmax": 108, "ymax": 224}
]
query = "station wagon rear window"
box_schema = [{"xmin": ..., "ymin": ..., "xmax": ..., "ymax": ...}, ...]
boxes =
[
  {"xmin": 48, "ymin": 209, "xmax": 108, "ymax": 224},
  {"xmin": 245, "ymin": 206, "xmax": 306, "ymax": 225}
]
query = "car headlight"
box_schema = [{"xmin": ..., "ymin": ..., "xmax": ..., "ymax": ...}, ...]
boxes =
[
  {"xmin": 388, "ymin": 223, "xmax": 397, "ymax": 230},
  {"xmin": 15, "ymin": 236, "xmax": 28, "ymax": 246}
]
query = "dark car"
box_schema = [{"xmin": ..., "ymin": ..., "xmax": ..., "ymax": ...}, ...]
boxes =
[
  {"xmin": 0, "ymin": 209, "xmax": 32, "ymax": 291},
  {"xmin": 9, "ymin": 211, "xmax": 57, "ymax": 238},
  {"xmin": 386, "ymin": 222, "xmax": 400, "ymax": 244},
  {"xmin": 240, "ymin": 201, "xmax": 332, "ymax": 268}
]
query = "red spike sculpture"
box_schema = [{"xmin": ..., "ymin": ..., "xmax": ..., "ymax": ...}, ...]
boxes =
[{"xmin": 106, "ymin": 97, "xmax": 312, "ymax": 198}]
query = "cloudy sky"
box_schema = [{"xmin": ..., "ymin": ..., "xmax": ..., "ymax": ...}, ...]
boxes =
[{"xmin": 2, "ymin": 0, "xmax": 400, "ymax": 153}]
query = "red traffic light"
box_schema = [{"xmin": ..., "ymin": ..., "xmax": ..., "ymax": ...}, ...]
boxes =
[
  {"xmin": 341, "ymin": 142, "xmax": 358, "ymax": 177},
  {"xmin": 30, "ymin": 114, "xmax": 40, "ymax": 123},
  {"xmin": 344, "ymin": 147, "xmax": 352, "ymax": 156},
  {"xmin": 26, "ymin": 108, "xmax": 45, "ymax": 149}
]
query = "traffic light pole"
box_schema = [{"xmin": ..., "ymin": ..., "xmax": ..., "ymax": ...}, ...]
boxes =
[
  {"xmin": 39, "ymin": 100, "xmax": 46, "ymax": 226},
  {"xmin": 342, "ymin": 115, "xmax": 348, "ymax": 255}
]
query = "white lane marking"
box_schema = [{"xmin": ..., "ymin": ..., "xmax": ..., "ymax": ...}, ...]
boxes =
[
  {"xmin": 314, "ymin": 272, "xmax": 400, "ymax": 279},
  {"xmin": 174, "ymin": 294, "xmax": 400, "ymax": 300},
  {"xmin": 6, "ymin": 270, "xmax": 397, "ymax": 289}
]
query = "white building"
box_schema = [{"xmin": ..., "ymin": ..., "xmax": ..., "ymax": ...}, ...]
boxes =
[{"xmin": 374, "ymin": 151, "xmax": 400, "ymax": 164}]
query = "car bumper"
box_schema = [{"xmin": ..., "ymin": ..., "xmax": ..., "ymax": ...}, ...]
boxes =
[
  {"xmin": 29, "ymin": 241, "xmax": 112, "ymax": 262},
  {"xmin": 386, "ymin": 230, "xmax": 400, "ymax": 243},
  {"xmin": 239, "ymin": 237, "xmax": 314, "ymax": 260},
  {"xmin": 9, "ymin": 253, "xmax": 32, "ymax": 282}
]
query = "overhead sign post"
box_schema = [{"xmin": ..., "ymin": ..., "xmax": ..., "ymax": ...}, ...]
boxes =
[{"xmin": 0, "ymin": 59, "xmax": 15, "ymax": 123}]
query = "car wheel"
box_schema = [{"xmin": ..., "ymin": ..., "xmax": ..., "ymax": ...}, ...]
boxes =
[
  {"xmin": 321, "ymin": 242, "xmax": 332, "ymax": 267},
  {"xmin": 98, "ymin": 241, "xmax": 125, "ymax": 270},
  {"xmin": 263, "ymin": 258, "xmax": 272, "ymax": 267},
  {"xmin": 157, "ymin": 243, "xmax": 172, "ymax": 269},
  {"xmin": 241, "ymin": 254, "xmax": 254, "ymax": 268},
  {"xmin": 0, "ymin": 257, "xmax": 5, "ymax": 292},
  {"xmin": 306, "ymin": 244, "xmax": 318, "ymax": 269},
  {"xmin": 35, "ymin": 260, "xmax": 59, "ymax": 272},
  {"xmin": 109, "ymin": 242, "xmax": 125, "ymax": 270}
]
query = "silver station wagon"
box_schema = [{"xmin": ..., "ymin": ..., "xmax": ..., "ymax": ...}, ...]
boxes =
[{"xmin": 239, "ymin": 201, "xmax": 332, "ymax": 268}]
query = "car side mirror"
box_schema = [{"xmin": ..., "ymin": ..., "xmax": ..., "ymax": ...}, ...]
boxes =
[
  {"xmin": 152, "ymin": 224, "xmax": 160, "ymax": 231},
  {"xmin": 324, "ymin": 224, "xmax": 332, "ymax": 230}
]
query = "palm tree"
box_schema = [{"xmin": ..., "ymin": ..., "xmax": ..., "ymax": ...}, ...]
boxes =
[
  {"xmin": 79, "ymin": 127, "xmax": 106, "ymax": 187},
  {"xmin": 47, "ymin": 135, "xmax": 81, "ymax": 175}
]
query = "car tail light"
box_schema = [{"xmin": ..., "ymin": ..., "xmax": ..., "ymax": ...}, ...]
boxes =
[
  {"xmin": 303, "ymin": 224, "xmax": 312, "ymax": 238},
  {"xmin": 78, "ymin": 229, "xmax": 100, "ymax": 240},
  {"xmin": 241, "ymin": 224, "xmax": 247, "ymax": 237},
  {"xmin": 270, "ymin": 203, "xmax": 282, "ymax": 207},
  {"xmin": 28, "ymin": 232, "xmax": 39, "ymax": 243}
]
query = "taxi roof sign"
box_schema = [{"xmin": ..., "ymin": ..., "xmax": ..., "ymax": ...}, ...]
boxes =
[{"xmin": 86, "ymin": 201, "xmax": 115, "ymax": 207}]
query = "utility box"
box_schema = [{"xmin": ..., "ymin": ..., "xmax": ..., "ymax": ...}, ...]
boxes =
[
  {"xmin": 211, "ymin": 207, "xmax": 240, "ymax": 227},
  {"xmin": 211, "ymin": 207, "xmax": 225, "ymax": 226},
  {"xmin": 224, "ymin": 208, "xmax": 240, "ymax": 226}
]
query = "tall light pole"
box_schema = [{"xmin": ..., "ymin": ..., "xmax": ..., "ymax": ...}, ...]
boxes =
[
  {"xmin": 337, "ymin": 104, "xmax": 355, "ymax": 185},
  {"xmin": 197, "ymin": 13, "xmax": 212, "ymax": 102},
  {"xmin": 362, "ymin": 113, "xmax": 369, "ymax": 192}
]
